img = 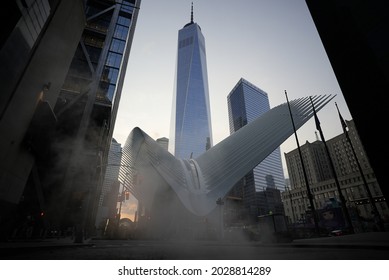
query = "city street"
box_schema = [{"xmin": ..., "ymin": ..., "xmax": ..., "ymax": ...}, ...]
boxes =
[{"xmin": 2, "ymin": 232, "xmax": 389, "ymax": 260}]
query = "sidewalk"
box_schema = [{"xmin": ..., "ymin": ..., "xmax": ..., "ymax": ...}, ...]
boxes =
[
  {"xmin": 291, "ymin": 231, "xmax": 389, "ymax": 249},
  {"xmin": 0, "ymin": 237, "xmax": 94, "ymax": 251}
]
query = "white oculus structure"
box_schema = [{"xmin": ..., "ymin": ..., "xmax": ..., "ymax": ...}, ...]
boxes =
[{"xmin": 120, "ymin": 95, "xmax": 335, "ymax": 217}]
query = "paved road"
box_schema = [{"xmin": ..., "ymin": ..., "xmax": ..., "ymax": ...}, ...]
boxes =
[{"xmin": 1, "ymin": 232, "xmax": 389, "ymax": 260}]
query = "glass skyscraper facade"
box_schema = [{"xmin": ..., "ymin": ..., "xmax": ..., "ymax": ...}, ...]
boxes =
[
  {"xmin": 227, "ymin": 78, "xmax": 285, "ymax": 191},
  {"xmin": 48, "ymin": 0, "xmax": 141, "ymax": 235},
  {"xmin": 169, "ymin": 7, "xmax": 213, "ymax": 159},
  {"xmin": 95, "ymin": 138, "xmax": 122, "ymax": 228},
  {"xmin": 0, "ymin": 0, "xmax": 141, "ymax": 239}
]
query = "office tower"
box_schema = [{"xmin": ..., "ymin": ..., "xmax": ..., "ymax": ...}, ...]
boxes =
[
  {"xmin": 227, "ymin": 78, "xmax": 286, "ymax": 222},
  {"xmin": 49, "ymin": 0, "xmax": 141, "ymax": 237},
  {"xmin": 305, "ymin": 0, "xmax": 389, "ymax": 205},
  {"xmin": 169, "ymin": 4, "xmax": 213, "ymax": 159},
  {"xmin": 0, "ymin": 0, "xmax": 141, "ymax": 240},
  {"xmin": 95, "ymin": 138, "xmax": 122, "ymax": 229},
  {"xmin": 228, "ymin": 78, "xmax": 286, "ymax": 191},
  {"xmin": 0, "ymin": 0, "xmax": 85, "ymax": 240}
]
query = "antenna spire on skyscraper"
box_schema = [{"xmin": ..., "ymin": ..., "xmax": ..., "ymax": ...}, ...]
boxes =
[{"xmin": 191, "ymin": 2, "xmax": 194, "ymax": 23}]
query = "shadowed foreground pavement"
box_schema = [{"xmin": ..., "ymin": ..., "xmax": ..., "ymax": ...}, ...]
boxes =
[{"xmin": 1, "ymin": 232, "xmax": 389, "ymax": 260}]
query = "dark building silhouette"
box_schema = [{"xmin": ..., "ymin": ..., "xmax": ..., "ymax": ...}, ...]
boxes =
[
  {"xmin": 305, "ymin": 0, "xmax": 389, "ymax": 204},
  {"xmin": 0, "ymin": 0, "xmax": 141, "ymax": 241},
  {"xmin": 0, "ymin": 0, "xmax": 85, "ymax": 240},
  {"xmin": 46, "ymin": 0, "xmax": 141, "ymax": 240}
]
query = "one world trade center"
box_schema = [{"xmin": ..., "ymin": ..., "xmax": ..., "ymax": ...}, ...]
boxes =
[{"xmin": 169, "ymin": 4, "xmax": 213, "ymax": 159}]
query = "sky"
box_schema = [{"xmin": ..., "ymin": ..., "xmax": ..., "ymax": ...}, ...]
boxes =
[{"xmin": 113, "ymin": 0, "xmax": 353, "ymax": 183}]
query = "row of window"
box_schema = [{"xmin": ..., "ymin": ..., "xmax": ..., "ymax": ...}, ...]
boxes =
[
  {"xmin": 120, "ymin": 0, "xmax": 136, "ymax": 14},
  {"xmin": 179, "ymin": 36, "xmax": 193, "ymax": 49},
  {"xmin": 99, "ymin": 12, "xmax": 131, "ymax": 102}
]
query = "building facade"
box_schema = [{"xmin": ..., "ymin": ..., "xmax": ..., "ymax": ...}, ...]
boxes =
[
  {"xmin": 283, "ymin": 120, "xmax": 388, "ymax": 228},
  {"xmin": 0, "ymin": 0, "xmax": 141, "ymax": 240},
  {"xmin": 95, "ymin": 138, "xmax": 122, "ymax": 229},
  {"xmin": 0, "ymin": 0, "xmax": 85, "ymax": 240},
  {"xmin": 227, "ymin": 78, "xmax": 285, "ymax": 191},
  {"xmin": 49, "ymin": 0, "xmax": 141, "ymax": 238},
  {"xmin": 305, "ymin": 0, "xmax": 389, "ymax": 205},
  {"xmin": 226, "ymin": 78, "xmax": 286, "ymax": 222},
  {"xmin": 256, "ymin": 187, "xmax": 285, "ymax": 217},
  {"xmin": 169, "ymin": 5, "xmax": 213, "ymax": 159}
]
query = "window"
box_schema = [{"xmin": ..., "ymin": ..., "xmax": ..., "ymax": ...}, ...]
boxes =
[
  {"xmin": 101, "ymin": 66, "xmax": 119, "ymax": 84},
  {"xmin": 179, "ymin": 37, "xmax": 194, "ymax": 48},
  {"xmin": 107, "ymin": 84, "xmax": 116, "ymax": 101},
  {"xmin": 106, "ymin": 52, "xmax": 122, "ymax": 68},
  {"xmin": 121, "ymin": 1, "xmax": 134, "ymax": 13},
  {"xmin": 118, "ymin": 15, "xmax": 131, "ymax": 27},
  {"xmin": 110, "ymin": 39, "xmax": 125, "ymax": 54},
  {"xmin": 98, "ymin": 82, "xmax": 116, "ymax": 102},
  {"xmin": 114, "ymin": 24, "xmax": 129, "ymax": 40}
]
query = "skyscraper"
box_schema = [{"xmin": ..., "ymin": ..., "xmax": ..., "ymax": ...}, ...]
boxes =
[
  {"xmin": 95, "ymin": 138, "xmax": 122, "ymax": 229},
  {"xmin": 50, "ymin": 0, "xmax": 141, "ymax": 237},
  {"xmin": 0, "ymin": 0, "xmax": 141, "ymax": 240},
  {"xmin": 228, "ymin": 78, "xmax": 286, "ymax": 192},
  {"xmin": 227, "ymin": 78, "xmax": 286, "ymax": 222},
  {"xmin": 169, "ymin": 4, "xmax": 213, "ymax": 159}
]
